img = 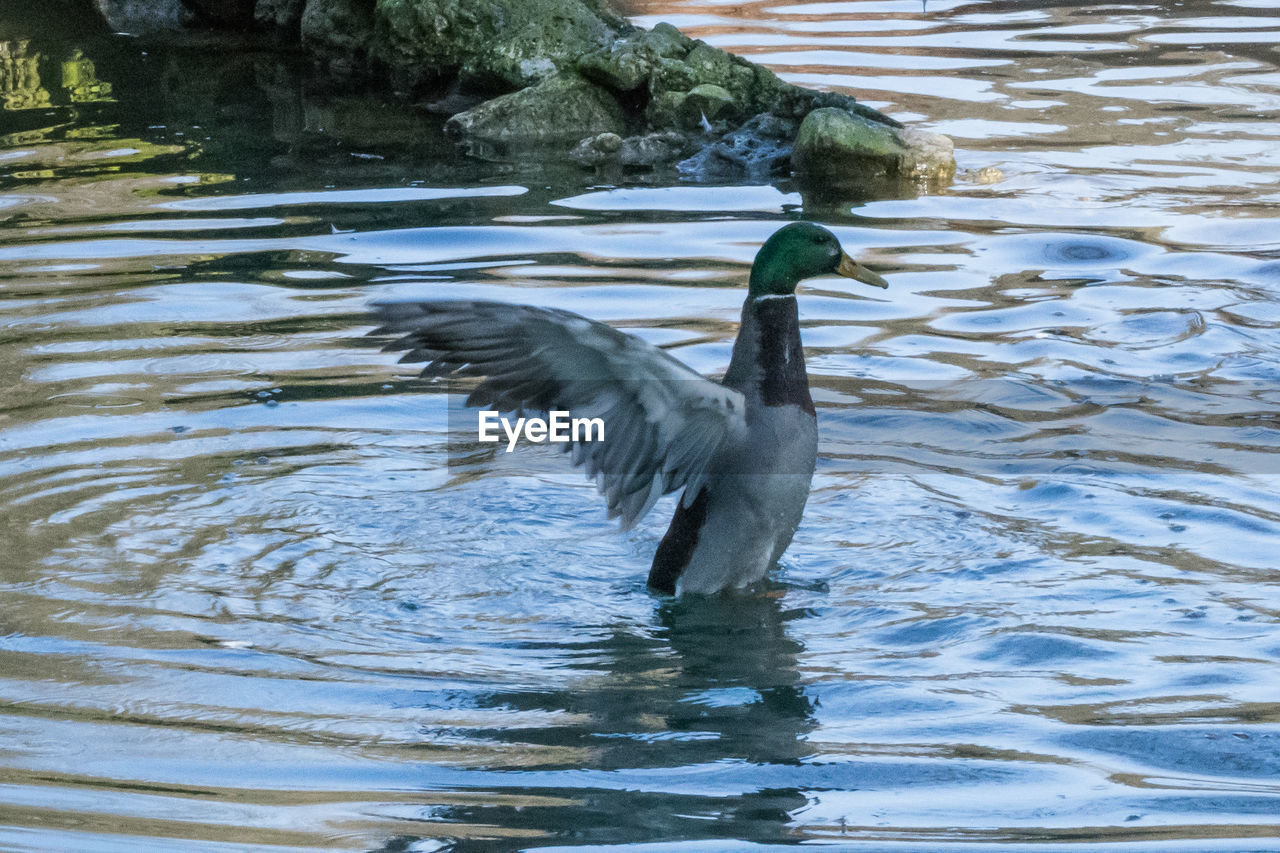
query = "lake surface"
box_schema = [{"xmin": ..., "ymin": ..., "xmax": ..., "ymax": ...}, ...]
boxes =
[{"xmin": 3, "ymin": 0, "xmax": 1280, "ymax": 850}]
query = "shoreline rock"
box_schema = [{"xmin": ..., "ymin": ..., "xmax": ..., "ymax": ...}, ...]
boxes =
[
  {"xmin": 88, "ymin": 0, "xmax": 956, "ymax": 191},
  {"xmin": 793, "ymin": 107, "xmax": 954, "ymax": 186},
  {"xmin": 446, "ymin": 71, "xmax": 627, "ymax": 151}
]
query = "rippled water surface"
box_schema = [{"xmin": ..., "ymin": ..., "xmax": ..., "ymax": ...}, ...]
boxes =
[{"xmin": 3, "ymin": 0, "xmax": 1280, "ymax": 850}]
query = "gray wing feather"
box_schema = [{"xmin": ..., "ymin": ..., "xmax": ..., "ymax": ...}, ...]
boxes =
[{"xmin": 370, "ymin": 300, "xmax": 747, "ymax": 528}]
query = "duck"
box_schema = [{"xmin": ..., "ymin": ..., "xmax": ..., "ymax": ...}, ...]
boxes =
[{"xmin": 371, "ymin": 222, "xmax": 889, "ymax": 595}]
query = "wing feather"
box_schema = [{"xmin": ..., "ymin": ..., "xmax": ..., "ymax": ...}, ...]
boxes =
[{"xmin": 370, "ymin": 300, "xmax": 746, "ymax": 528}]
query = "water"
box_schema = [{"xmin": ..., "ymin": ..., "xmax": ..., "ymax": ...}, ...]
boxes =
[{"xmin": 2, "ymin": 0, "xmax": 1280, "ymax": 850}]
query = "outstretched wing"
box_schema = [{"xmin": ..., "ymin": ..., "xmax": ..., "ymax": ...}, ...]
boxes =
[{"xmin": 370, "ymin": 300, "xmax": 746, "ymax": 528}]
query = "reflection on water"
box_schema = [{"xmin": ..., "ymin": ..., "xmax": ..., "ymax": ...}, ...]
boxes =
[{"xmin": 2, "ymin": 0, "xmax": 1280, "ymax": 850}]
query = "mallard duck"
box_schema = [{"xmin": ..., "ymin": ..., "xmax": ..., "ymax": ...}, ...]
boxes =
[{"xmin": 371, "ymin": 222, "xmax": 888, "ymax": 595}]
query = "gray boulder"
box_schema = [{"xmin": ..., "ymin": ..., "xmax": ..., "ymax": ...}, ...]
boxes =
[
  {"xmin": 792, "ymin": 107, "xmax": 955, "ymax": 185},
  {"xmin": 620, "ymin": 131, "xmax": 692, "ymax": 168},
  {"xmin": 373, "ymin": 0, "xmax": 624, "ymax": 91},
  {"xmin": 570, "ymin": 131, "xmax": 623, "ymax": 167},
  {"xmin": 446, "ymin": 72, "xmax": 627, "ymax": 151}
]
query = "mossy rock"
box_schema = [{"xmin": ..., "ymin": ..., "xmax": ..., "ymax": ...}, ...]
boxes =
[
  {"xmin": 683, "ymin": 43, "xmax": 734, "ymax": 88},
  {"xmin": 636, "ymin": 22, "xmax": 691, "ymax": 59},
  {"xmin": 446, "ymin": 71, "xmax": 626, "ymax": 146},
  {"xmin": 646, "ymin": 90, "xmax": 687, "ymax": 129},
  {"xmin": 374, "ymin": 0, "xmax": 623, "ymax": 90},
  {"xmin": 649, "ymin": 57, "xmax": 697, "ymax": 95},
  {"xmin": 578, "ymin": 42, "xmax": 654, "ymax": 92},
  {"xmin": 620, "ymin": 131, "xmax": 692, "ymax": 168},
  {"xmin": 792, "ymin": 107, "xmax": 954, "ymax": 185},
  {"xmin": 570, "ymin": 131, "xmax": 623, "ymax": 166},
  {"xmin": 684, "ymin": 83, "xmax": 734, "ymax": 123}
]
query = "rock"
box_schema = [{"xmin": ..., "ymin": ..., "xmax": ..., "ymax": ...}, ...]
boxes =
[
  {"xmin": 569, "ymin": 130, "xmax": 690, "ymax": 169},
  {"xmin": 792, "ymin": 107, "xmax": 955, "ymax": 185},
  {"xmin": 374, "ymin": 0, "xmax": 623, "ymax": 91},
  {"xmin": 750, "ymin": 65, "xmax": 784, "ymax": 104},
  {"xmin": 638, "ymin": 22, "xmax": 691, "ymax": 60},
  {"xmin": 578, "ymin": 43, "xmax": 653, "ymax": 93},
  {"xmin": 793, "ymin": 107, "xmax": 900, "ymax": 177},
  {"xmin": 446, "ymin": 72, "xmax": 626, "ymax": 149},
  {"xmin": 678, "ymin": 113, "xmax": 796, "ymax": 179},
  {"xmin": 649, "ymin": 57, "xmax": 696, "ymax": 96},
  {"xmin": 684, "ymin": 83, "xmax": 734, "ymax": 123},
  {"xmin": 620, "ymin": 131, "xmax": 691, "ymax": 168},
  {"xmin": 895, "ymin": 126, "xmax": 956, "ymax": 182},
  {"xmin": 646, "ymin": 89, "xmax": 687, "ymax": 129},
  {"xmin": 683, "ymin": 43, "xmax": 732, "ymax": 89},
  {"xmin": 769, "ymin": 82, "xmax": 901, "ymax": 130},
  {"xmin": 570, "ymin": 131, "xmax": 622, "ymax": 166}
]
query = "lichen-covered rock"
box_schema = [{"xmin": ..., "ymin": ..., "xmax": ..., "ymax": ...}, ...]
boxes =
[
  {"xmin": 895, "ymin": 126, "xmax": 956, "ymax": 182},
  {"xmin": 88, "ymin": 0, "xmax": 955, "ymax": 190},
  {"xmin": 649, "ymin": 57, "xmax": 696, "ymax": 97},
  {"xmin": 637, "ymin": 22, "xmax": 691, "ymax": 60},
  {"xmin": 646, "ymin": 90, "xmax": 687, "ymax": 129},
  {"xmin": 374, "ymin": 0, "xmax": 623, "ymax": 91},
  {"xmin": 770, "ymin": 82, "xmax": 900, "ymax": 129},
  {"xmin": 569, "ymin": 130, "xmax": 692, "ymax": 169},
  {"xmin": 682, "ymin": 43, "xmax": 732, "ymax": 89},
  {"xmin": 570, "ymin": 131, "xmax": 623, "ymax": 166},
  {"xmin": 793, "ymin": 107, "xmax": 900, "ymax": 176},
  {"xmin": 579, "ymin": 24, "xmax": 901, "ymax": 141},
  {"xmin": 620, "ymin": 131, "xmax": 691, "ymax": 168},
  {"xmin": 685, "ymin": 83, "xmax": 734, "ymax": 123},
  {"xmin": 446, "ymin": 72, "xmax": 626, "ymax": 148},
  {"xmin": 792, "ymin": 107, "xmax": 955, "ymax": 184},
  {"xmin": 578, "ymin": 44, "xmax": 652, "ymax": 92}
]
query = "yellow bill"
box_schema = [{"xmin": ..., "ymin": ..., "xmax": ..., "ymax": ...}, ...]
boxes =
[{"xmin": 836, "ymin": 252, "xmax": 889, "ymax": 289}]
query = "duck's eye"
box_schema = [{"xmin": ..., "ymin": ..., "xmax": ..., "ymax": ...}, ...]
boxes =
[{"xmin": 812, "ymin": 235, "xmax": 826, "ymax": 244}]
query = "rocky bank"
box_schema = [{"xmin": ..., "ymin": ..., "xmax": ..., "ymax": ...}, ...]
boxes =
[{"xmin": 93, "ymin": 0, "xmax": 955, "ymax": 188}]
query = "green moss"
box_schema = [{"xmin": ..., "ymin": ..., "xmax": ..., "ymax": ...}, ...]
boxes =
[
  {"xmin": 578, "ymin": 44, "xmax": 653, "ymax": 92},
  {"xmin": 685, "ymin": 83, "xmax": 733, "ymax": 123},
  {"xmin": 373, "ymin": 0, "xmax": 619, "ymax": 90},
  {"xmin": 446, "ymin": 72, "xmax": 626, "ymax": 145},
  {"xmin": 649, "ymin": 57, "xmax": 696, "ymax": 95},
  {"xmin": 646, "ymin": 90, "xmax": 687, "ymax": 129},
  {"xmin": 683, "ymin": 43, "xmax": 732, "ymax": 88},
  {"xmin": 639, "ymin": 23, "xmax": 692, "ymax": 59},
  {"xmin": 792, "ymin": 107, "xmax": 904, "ymax": 182}
]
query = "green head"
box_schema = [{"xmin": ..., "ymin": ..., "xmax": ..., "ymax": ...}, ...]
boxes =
[{"xmin": 747, "ymin": 222, "xmax": 889, "ymax": 297}]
